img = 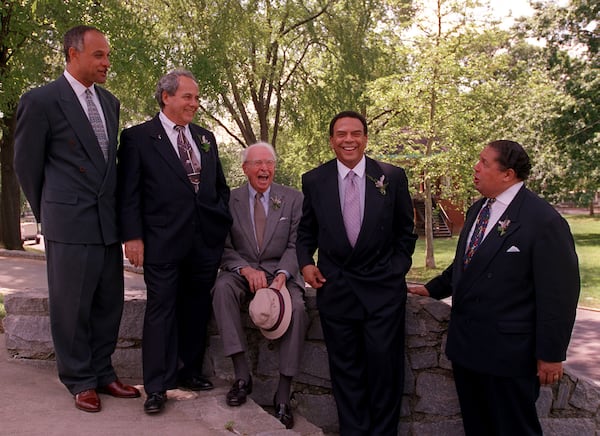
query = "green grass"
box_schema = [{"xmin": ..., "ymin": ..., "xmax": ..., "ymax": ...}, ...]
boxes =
[{"xmin": 407, "ymin": 214, "xmax": 600, "ymax": 309}]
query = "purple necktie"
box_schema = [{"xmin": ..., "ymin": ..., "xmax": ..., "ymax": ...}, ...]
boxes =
[
  {"xmin": 343, "ymin": 171, "xmax": 361, "ymax": 247},
  {"xmin": 464, "ymin": 198, "xmax": 495, "ymax": 267},
  {"xmin": 174, "ymin": 125, "xmax": 201, "ymax": 192}
]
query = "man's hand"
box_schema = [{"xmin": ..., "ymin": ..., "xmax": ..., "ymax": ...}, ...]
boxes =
[
  {"xmin": 407, "ymin": 284, "xmax": 430, "ymax": 297},
  {"xmin": 269, "ymin": 272, "xmax": 287, "ymax": 291},
  {"xmin": 240, "ymin": 266, "xmax": 268, "ymax": 293},
  {"xmin": 301, "ymin": 265, "xmax": 326, "ymax": 289},
  {"xmin": 124, "ymin": 239, "xmax": 144, "ymax": 267},
  {"xmin": 537, "ymin": 360, "xmax": 563, "ymax": 385}
]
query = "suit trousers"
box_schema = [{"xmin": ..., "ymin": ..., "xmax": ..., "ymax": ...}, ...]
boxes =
[
  {"xmin": 46, "ymin": 241, "xmax": 124, "ymax": 394},
  {"xmin": 319, "ymin": 296, "xmax": 406, "ymax": 436},
  {"xmin": 211, "ymin": 271, "xmax": 308, "ymax": 376},
  {"xmin": 142, "ymin": 229, "xmax": 222, "ymax": 393},
  {"xmin": 452, "ymin": 362, "xmax": 542, "ymax": 436}
]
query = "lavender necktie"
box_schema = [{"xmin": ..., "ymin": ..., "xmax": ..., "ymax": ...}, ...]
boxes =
[
  {"xmin": 174, "ymin": 125, "xmax": 201, "ymax": 192},
  {"xmin": 464, "ymin": 198, "xmax": 495, "ymax": 267},
  {"xmin": 343, "ymin": 170, "xmax": 361, "ymax": 247},
  {"xmin": 84, "ymin": 89, "xmax": 108, "ymax": 161}
]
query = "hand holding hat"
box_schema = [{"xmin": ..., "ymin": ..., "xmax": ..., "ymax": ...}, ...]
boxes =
[{"xmin": 249, "ymin": 284, "xmax": 292, "ymax": 340}]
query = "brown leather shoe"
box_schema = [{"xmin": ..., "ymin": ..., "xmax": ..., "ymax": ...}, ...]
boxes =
[
  {"xmin": 97, "ymin": 379, "xmax": 141, "ymax": 398},
  {"xmin": 74, "ymin": 389, "xmax": 101, "ymax": 412}
]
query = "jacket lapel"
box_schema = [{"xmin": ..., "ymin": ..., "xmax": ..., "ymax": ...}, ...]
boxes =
[
  {"xmin": 232, "ymin": 184, "xmax": 257, "ymax": 250},
  {"xmin": 57, "ymin": 77, "xmax": 106, "ymax": 174},
  {"xmin": 262, "ymin": 184, "xmax": 284, "ymax": 251},
  {"xmin": 355, "ymin": 158, "xmax": 386, "ymax": 249},
  {"xmin": 149, "ymin": 116, "xmax": 192, "ymax": 188}
]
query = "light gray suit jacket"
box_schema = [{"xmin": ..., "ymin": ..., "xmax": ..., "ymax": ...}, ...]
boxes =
[{"xmin": 220, "ymin": 182, "xmax": 304, "ymax": 290}]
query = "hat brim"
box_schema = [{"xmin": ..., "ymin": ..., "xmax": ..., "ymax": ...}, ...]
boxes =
[{"xmin": 255, "ymin": 284, "xmax": 292, "ymax": 340}]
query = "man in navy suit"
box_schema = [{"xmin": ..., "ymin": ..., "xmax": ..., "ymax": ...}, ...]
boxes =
[
  {"xmin": 117, "ymin": 69, "xmax": 232, "ymax": 414},
  {"xmin": 410, "ymin": 140, "xmax": 580, "ymax": 435},
  {"xmin": 296, "ymin": 111, "xmax": 417, "ymax": 435},
  {"xmin": 14, "ymin": 25, "xmax": 139, "ymax": 413}
]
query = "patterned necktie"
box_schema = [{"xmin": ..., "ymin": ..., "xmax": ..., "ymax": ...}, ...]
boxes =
[
  {"xmin": 464, "ymin": 198, "xmax": 495, "ymax": 267},
  {"xmin": 343, "ymin": 170, "xmax": 361, "ymax": 247},
  {"xmin": 84, "ymin": 89, "xmax": 108, "ymax": 161},
  {"xmin": 254, "ymin": 192, "xmax": 266, "ymax": 250},
  {"xmin": 174, "ymin": 125, "xmax": 201, "ymax": 192}
]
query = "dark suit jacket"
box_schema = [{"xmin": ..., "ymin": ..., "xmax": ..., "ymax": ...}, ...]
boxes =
[
  {"xmin": 426, "ymin": 186, "xmax": 580, "ymax": 377},
  {"xmin": 296, "ymin": 157, "xmax": 417, "ymax": 318},
  {"xmin": 220, "ymin": 182, "xmax": 304, "ymax": 290},
  {"xmin": 14, "ymin": 75, "xmax": 120, "ymax": 244},
  {"xmin": 117, "ymin": 114, "xmax": 232, "ymax": 262}
]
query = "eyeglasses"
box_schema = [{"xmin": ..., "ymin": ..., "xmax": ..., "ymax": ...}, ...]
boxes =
[{"xmin": 245, "ymin": 159, "xmax": 276, "ymax": 168}]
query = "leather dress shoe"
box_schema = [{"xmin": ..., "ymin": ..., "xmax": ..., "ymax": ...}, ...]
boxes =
[
  {"xmin": 144, "ymin": 391, "xmax": 167, "ymax": 414},
  {"xmin": 226, "ymin": 377, "xmax": 252, "ymax": 406},
  {"xmin": 97, "ymin": 379, "xmax": 141, "ymax": 398},
  {"xmin": 273, "ymin": 401, "xmax": 294, "ymax": 429},
  {"xmin": 177, "ymin": 375, "xmax": 214, "ymax": 391},
  {"xmin": 74, "ymin": 389, "xmax": 101, "ymax": 413}
]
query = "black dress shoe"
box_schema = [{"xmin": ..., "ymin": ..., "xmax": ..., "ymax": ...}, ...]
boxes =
[
  {"xmin": 144, "ymin": 391, "xmax": 167, "ymax": 414},
  {"xmin": 177, "ymin": 375, "xmax": 214, "ymax": 391},
  {"xmin": 273, "ymin": 401, "xmax": 294, "ymax": 429},
  {"xmin": 226, "ymin": 377, "xmax": 253, "ymax": 406}
]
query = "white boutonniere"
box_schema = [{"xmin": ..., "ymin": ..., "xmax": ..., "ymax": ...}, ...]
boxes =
[
  {"xmin": 497, "ymin": 219, "xmax": 511, "ymax": 236},
  {"xmin": 270, "ymin": 195, "xmax": 282, "ymax": 210},
  {"xmin": 196, "ymin": 134, "xmax": 211, "ymax": 152},
  {"xmin": 367, "ymin": 174, "xmax": 388, "ymax": 195}
]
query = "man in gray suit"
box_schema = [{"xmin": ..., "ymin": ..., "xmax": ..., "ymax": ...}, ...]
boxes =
[
  {"xmin": 212, "ymin": 142, "xmax": 308, "ymax": 429},
  {"xmin": 14, "ymin": 25, "xmax": 139, "ymax": 413}
]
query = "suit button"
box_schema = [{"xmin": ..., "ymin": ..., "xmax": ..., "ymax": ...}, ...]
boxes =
[{"xmin": 487, "ymin": 273, "xmax": 493, "ymax": 279}]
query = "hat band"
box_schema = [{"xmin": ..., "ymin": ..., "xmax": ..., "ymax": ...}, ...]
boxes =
[{"xmin": 265, "ymin": 287, "xmax": 285, "ymax": 332}]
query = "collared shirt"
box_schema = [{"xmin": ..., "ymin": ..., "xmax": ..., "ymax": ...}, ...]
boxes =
[
  {"xmin": 248, "ymin": 185, "xmax": 271, "ymax": 225},
  {"xmin": 158, "ymin": 111, "xmax": 202, "ymax": 165},
  {"xmin": 64, "ymin": 70, "xmax": 108, "ymax": 134},
  {"xmin": 465, "ymin": 181, "xmax": 524, "ymax": 249},
  {"xmin": 337, "ymin": 156, "xmax": 366, "ymax": 223}
]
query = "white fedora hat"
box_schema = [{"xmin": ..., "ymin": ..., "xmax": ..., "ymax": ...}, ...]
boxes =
[{"xmin": 249, "ymin": 285, "xmax": 292, "ymax": 340}]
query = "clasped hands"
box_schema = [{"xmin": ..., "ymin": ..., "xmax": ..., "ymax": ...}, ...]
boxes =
[{"xmin": 240, "ymin": 267, "xmax": 286, "ymax": 293}]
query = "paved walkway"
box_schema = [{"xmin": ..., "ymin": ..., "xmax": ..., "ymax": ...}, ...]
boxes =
[{"xmin": 0, "ymin": 247, "xmax": 598, "ymax": 434}]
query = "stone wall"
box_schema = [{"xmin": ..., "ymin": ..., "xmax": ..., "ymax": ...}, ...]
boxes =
[{"xmin": 3, "ymin": 288, "xmax": 599, "ymax": 435}]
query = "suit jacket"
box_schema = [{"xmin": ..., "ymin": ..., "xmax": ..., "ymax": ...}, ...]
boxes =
[
  {"xmin": 296, "ymin": 157, "xmax": 417, "ymax": 318},
  {"xmin": 14, "ymin": 75, "xmax": 120, "ymax": 244},
  {"xmin": 426, "ymin": 186, "xmax": 580, "ymax": 377},
  {"xmin": 220, "ymin": 182, "xmax": 304, "ymax": 290},
  {"xmin": 117, "ymin": 114, "xmax": 232, "ymax": 263}
]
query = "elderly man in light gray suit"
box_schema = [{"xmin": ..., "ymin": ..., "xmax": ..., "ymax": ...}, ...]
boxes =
[{"xmin": 212, "ymin": 142, "xmax": 308, "ymax": 429}]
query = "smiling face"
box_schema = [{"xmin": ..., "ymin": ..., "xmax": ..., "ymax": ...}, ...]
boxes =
[
  {"xmin": 162, "ymin": 76, "xmax": 199, "ymax": 126},
  {"xmin": 243, "ymin": 145, "xmax": 276, "ymax": 193},
  {"xmin": 330, "ymin": 117, "xmax": 367, "ymax": 169},
  {"xmin": 67, "ymin": 30, "xmax": 111, "ymax": 87}
]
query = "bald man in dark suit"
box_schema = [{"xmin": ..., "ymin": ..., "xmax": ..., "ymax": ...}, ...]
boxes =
[{"xmin": 14, "ymin": 25, "xmax": 139, "ymax": 413}]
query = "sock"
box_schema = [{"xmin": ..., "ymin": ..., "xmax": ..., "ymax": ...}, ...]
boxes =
[
  {"xmin": 231, "ymin": 352, "xmax": 250, "ymax": 383},
  {"xmin": 276, "ymin": 374, "xmax": 292, "ymax": 404}
]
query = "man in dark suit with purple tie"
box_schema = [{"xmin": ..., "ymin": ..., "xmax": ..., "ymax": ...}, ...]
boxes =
[
  {"xmin": 117, "ymin": 69, "xmax": 232, "ymax": 414},
  {"xmin": 296, "ymin": 111, "xmax": 417, "ymax": 435},
  {"xmin": 410, "ymin": 140, "xmax": 580, "ymax": 435}
]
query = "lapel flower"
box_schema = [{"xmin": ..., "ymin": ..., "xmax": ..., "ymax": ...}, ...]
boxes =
[
  {"xmin": 196, "ymin": 134, "xmax": 211, "ymax": 152},
  {"xmin": 497, "ymin": 218, "xmax": 511, "ymax": 236},
  {"xmin": 270, "ymin": 195, "xmax": 282, "ymax": 210},
  {"xmin": 367, "ymin": 174, "xmax": 388, "ymax": 195}
]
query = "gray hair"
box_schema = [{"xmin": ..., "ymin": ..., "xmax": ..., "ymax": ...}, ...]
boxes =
[
  {"xmin": 241, "ymin": 142, "xmax": 277, "ymax": 164},
  {"xmin": 154, "ymin": 69, "xmax": 197, "ymax": 108}
]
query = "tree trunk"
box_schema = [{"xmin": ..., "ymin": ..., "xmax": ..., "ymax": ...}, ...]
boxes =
[
  {"xmin": 424, "ymin": 174, "xmax": 436, "ymax": 269},
  {"xmin": 589, "ymin": 200, "xmax": 594, "ymax": 216},
  {"xmin": 0, "ymin": 113, "xmax": 24, "ymax": 250}
]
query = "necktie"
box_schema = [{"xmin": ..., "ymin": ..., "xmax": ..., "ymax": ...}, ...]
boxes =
[
  {"xmin": 254, "ymin": 192, "xmax": 266, "ymax": 250},
  {"xmin": 464, "ymin": 198, "xmax": 495, "ymax": 267},
  {"xmin": 174, "ymin": 125, "xmax": 201, "ymax": 192},
  {"xmin": 343, "ymin": 170, "xmax": 361, "ymax": 247},
  {"xmin": 84, "ymin": 89, "xmax": 108, "ymax": 161}
]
